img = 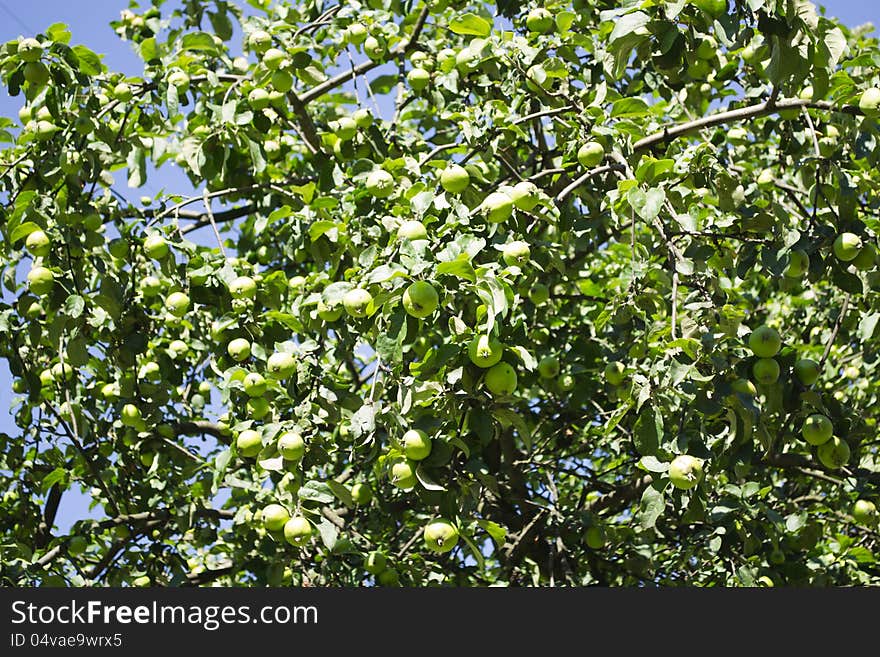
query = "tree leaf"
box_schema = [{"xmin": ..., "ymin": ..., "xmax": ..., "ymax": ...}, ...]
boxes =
[{"xmin": 449, "ymin": 13, "xmax": 492, "ymax": 37}]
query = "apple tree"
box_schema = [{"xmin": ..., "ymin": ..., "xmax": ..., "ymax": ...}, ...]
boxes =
[{"xmin": 1, "ymin": 0, "xmax": 880, "ymax": 587}]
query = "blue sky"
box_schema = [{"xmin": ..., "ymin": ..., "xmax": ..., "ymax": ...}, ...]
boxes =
[{"xmin": 0, "ymin": 0, "xmax": 877, "ymax": 532}]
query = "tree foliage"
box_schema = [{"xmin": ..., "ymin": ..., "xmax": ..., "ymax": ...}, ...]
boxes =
[{"xmin": 1, "ymin": 0, "xmax": 880, "ymax": 587}]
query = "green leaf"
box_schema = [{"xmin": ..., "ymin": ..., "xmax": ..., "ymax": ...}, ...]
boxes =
[
  {"xmin": 63, "ymin": 295, "xmax": 84, "ymax": 319},
  {"xmin": 436, "ymin": 255, "xmax": 476, "ymax": 282},
  {"xmin": 611, "ymin": 97, "xmax": 650, "ymax": 118},
  {"xmin": 859, "ymin": 312, "xmax": 880, "ymax": 342},
  {"xmin": 476, "ymin": 519, "xmax": 507, "ymax": 546},
  {"xmin": 349, "ymin": 402, "xmax": 376, "ymax": 440},
  {"xmin": 449, "ymin": 13, "xmax": 492, "ymax": 37},
  {"xmin": 415, "ymin": 465, "xmax": 445, "ymax": 491},
  {"xmin": 315, "ymin": 517, "xmax": 339, "ymax": 550},
  {"xmin": 71, "ymin": 45, "xmax": 102, "ymax": 76},
  {"xmin": 628, "ymin": 187, "xmax": 665, "ymax": 221},
  {"xmin": 637, "ymin": 485, "xmax": 664, "ymax": 529},
  {"xmin": 47, "ymin": 23, "xmax": 71, "ymax": 44},
  {"xmin": 639, "ymin": 456, "xmax": 669, "ymax": 473},
  {"xmin": 555, "ymin": 12, "xmax": 576, "ymax": 33},
  {"xmin": 298, "ymin": 480, "xmax": 335, "ymax": 504},
  {"xmin": 10, "ymin": 221, "xmax": 41, "ymax": 244},
  {"xmin": 138, "ymin": 37, "xmax": 160, "ymax": 63},
  {"xmin": 609, "ymin": 11, "xmax": 649, "ymax": 44},
  {"xmin": 459, "ymin": 531, "xmax": 485, "ymax": 570},
  {"xmin": 326, "ymin": 480, "xmax": 353, "ymax": 508},
  {"xmin": 633, "ymin": 407, "xmax": 661, "ymax": 456},
  {"xmin": 181, "ymin": 32, "xmax": 218, "ymax": 52}
]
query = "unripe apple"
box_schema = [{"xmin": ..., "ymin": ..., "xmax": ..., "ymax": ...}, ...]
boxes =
[
  {"xmin": 485, "ymin": 362, "xmax": 518, "ymax": 396},
  {"xmin": 858, "ymin": 87, "xmax": 880, "ymax": 117},
  {"xmin": 364, "ymin": 35, "xmax": 385, "ymax": 61},
  {"xmin": 756, "ymin": 168, "xmax": 775, "ymax": 189},
  {"xmin": 468, "ymin": 334, "xmax": 504, "ymax": 368},
  {"xmin": 748, "ymin": 326, "xmax": 781, "ymax": 358},
  {"xmin": 397, "ymin": 220, "xmax": 427, "ymax": 240},
  {"xmin": 402, "ymin": 281, "xmax": 439, "ymax": 318},
  {"xmin": 18, "ymin": 105, "xmax": 32, "ymax": 123},
  {"xmin": 248, "ymin": 30, "xmax": 271, "ymax": 54},
  {"xmin": 377, "ymin": 567, "xmax": 400, "ymax": 586},
  {"xmin": 390, "ymin": 460, "xmax": 416, "ymax": 489},
  {"xmin": 18, "ymin": 37, "xmax": 43, "ymax": 62},
  {"xmin": 440, "ymin": 164, "xmax": 470, "ymax": 194},
  {"xmin": 113, "ymin": 82, "xmax": 133, "ymax": 101},
  {"xmin": 168, "ymin": 70, "xmax": 190, "ymax": 92},
  {"xmin": 437, "ymin": 48, "xmax": 457, "ymax": 73},
  {"xmin": 271, "ymin": 69, "xmax": 293, "ymax": 93},
  {"xmin": 794, "ymin": 358, "xmax": 820, "ymax": 386},
  {"xmin": 237, "ymin": 429, "xmax": 262, "ymax": 457},
  {"xmin": 343, "ymin": 288, "xmax": 373, "ymax": 317},
  {"xmin": 525, "ymin": 8, "xmax": 554, "ymax": 33},
  {"xmin": 801, "ymin": 414, "xmax": 833, "ymax": 446},
  {"xmin": 332, "ymin": 116, "xmax": 358, "ymax": 141},
  {"xmin": 577, "ymin": 141, "xmax": 605, "ymax": 168},
  {"xmin": 262, "ymin": 47, "xmax": 285, "ymax": 70},
  {"xmin": 752, "ymin": 357, "xmax": 780, "ymax": 385},
  {"xmin": 229, "ymin": 275, "xmax": 257, "ymax": 299},
  {"xmin": 351, "ymin": 483, "xmax": 373, "ymax": 505},
  {"xmin": 27, "ymin": 266, "xmax": 54, "ymax": 295},
  {"xmin": 277, "ymin": 431, "xmax": 305, "ymax": 462},
  {"xmin": 34, "ymin": 119, "xmax": 57, "ymax": 140},
  {"xmin": 143, "ymin": 234, "xmax": 169, "ymax": 260},
  {"xmin": 528, "ymin": 282, "xmax": 550, "ymax": 305},
  {"xmin": 557, "ymin": 373, "xmax": 576, "ymax": 392},
  {"xmin": 243, "ymin": 372, "xmax": 267, "ymax": 397},
  {"xmin": 784, "ymin": 249, "xmax": 809, "ymax": 277},
  {"xmin": 352, "ymin": 107, "xmax": 373, "ymax": 129},
  {"xmin": 345, "ymin": 23, "xmax": 368, "ymax": 46},
  {"xmin": 833, "ymin": 232, "xmax": 862, "ymax": 262},
  {"xmin": 402, "ymin": 429, "xmax": 432, "ymax": 461},
  {"xmin": 538, "ymin": 355, "xmax": 560, "ymax": 379},
  {"xmin": 25, "ymin": 229, "xmax": 51, "ymax": 257},
  {"xmin": 267, "ymin": 351, "xmax": 297, "ymax": 379},
  {"xmin": 121, "ymin": 403, "xmax": 142, "ymax": 427},
  {"xmin": 248, "ymin": 88, "xmax": 270, "ymax": 110},
  {"xmin": 669, "ymin": 454, "xmax": 704, "ymax": 490},
  {"xmin": 262, "ymin": 504, "xmax": 290, "ymax": 532},
  {"xmin": 67, "ymin": 535, "xmax": 88, "ymax": 555},
  {"xmin": 227, "ymin": 338, "xmax": 252, "ymax": 362},
  {"xmin": 816, "ymin": 436, "xmax": 850, "ymax": 469},
  {"xmin": 317, "ymin": 300, "xmax": 342, "ymax": 322},
  {"xmin": 39, "ymin": 368, "xmax": 55, "ymax": 387},
  {"xmin": 585, "ymin": 526, "xmax": 606, "ymax": 549},
  {"xmin": 502, "ymin": 241, "xmax": 531, "ymax": 267},
  {"xmin": 852, "ymin": 242, "xmax": 877, "ymax": 271},
  {"xmin": 482, "ymin": 191, "xmax": 514, "ymax": 223},
  {"xmin": 365, "ymin": 169, "xmax": 394, "ymax": 198},
  {"xmin": 510, "ymin": 180, "xmax": 540, "ymax": 211},
  {"xmin": 24, "ymin": 61, "xmax": 50, "ymax": 86},
  {"xmin": 853, "ymin": 499, "xmax": 877, "ymax": 525},
  {"xmin": 604, "ymin": 361, "xmax": 626, "ymax": 386},
  {"xmin": 423, "ymin": 519, "xmax": 459, "ymax": 553},
  {"xmin": 407, "ymin": 67, "xmax": 431, "ymax": 90},
  {"xmin": 364, "ymin": 550, "xmax": 386, "ymax": 574},
  {"xmin": 247, "ymin": 397, "xmax": 270, "ymax": 420}
]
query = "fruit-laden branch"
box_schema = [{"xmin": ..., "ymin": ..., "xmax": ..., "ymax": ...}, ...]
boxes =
[
  {"xmin": 768, "ymin": 452, "xmax": 880, "ymax": 485},
  {"xmin": 555, "ymin": 163, "xmax": 624, "ymax": 203},
  {"xmin": 287, "ymin": 92, "xmax": 323, "ymax": 155},
  {"xmin": 32, "ymin": 508, "xmax": 235, "ymax": 569},
  {"xmin": 632, "ymin": 97, "xmax": 863, "ymax": 152},
  {"xmin": 172, "ymin": 421, "xmax": 232, "ymax": 445},
  {"xmin": 299, "ymin": 1, "xmax": 432, "ymax": 104}
]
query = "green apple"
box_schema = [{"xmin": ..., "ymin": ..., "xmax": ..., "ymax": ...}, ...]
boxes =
[
  {"xmin": 18, "ymin": 105, "xmax": 32, "ymax": 123},
  {"xmin": 351, "ymin": 483, "xmax": 373, "ymax": 505},
  {"xmin": 113, "ymin": 82, "xmax": 133, "ymax": 101},
  {"xmin": 144, "ymin": 235, "xmax": 168, "ymax": 260},
  {"xmin": 248, "ymin": 88, "xmax": 270, "ymax": 110},
  {"xmin": 332, "ymin": 116, "xmax": 358, "ymax": 141},
  {"xmin": 397, "ymin": 220, "xmax": 427, "ymax": 240},
  {"xmin": 402, "ymin": 429, "xmax": 432, "ymax": 461},
  {"xmin": 502, "ymin": 241, "xmax": 531, "ymax": 267},
  {"xmin": 437, "ymin": 48, "xmax": 457, "ymax": 73},
  {"xmin": 525, "ymin": 8, "xmax": 554, "ymax": 33},
  {"xmin": 510, "ymin": 180, "xmax": 540, "ymax": 211},
  {"xmin": 345, "ymin": 23, "xmax": 368, "ymax": 45},
  {"xmin": 352, "ymin": 107, "xmax": 373, "ymax": 129},
  {"xmin": 24, "ymin": 61, "xmax": 50, "ymax": 86},
  {"xmin": 859, "ymin": 87, "xmax": 880, "ymax": 117},
  {"xmin": 28, "ymin": 266, "xmax": 54, "ymax": 295},
  {"xmin": 317, "ymin": 300, "xmax": 342, "ymax": 322},
  {"xmin": 343, "ymin": 288, "xmax": 373, "ymax": 317},
  {"xmin": 756, "ymin": 169, "xmax": 775, "ymax": 189},
  {"xmin": 271, "ymin": 69, "xmax": 293, "ymax": 93},
  {"xmin": 668, "ymin": 454, "xmax": 704, "ymax": 490},
  {"xmin": 34, "ymin": 119, "xmax": 57, "ymax": 140},
  {"xmin": 585, "ymin": 526, "xmax": 606, "ymax": 549},
  {"xmin": 852, "ymin": 242, "xmax": 877, "ymax": 271},
  {"xmin": 440, "ymin": 164, "xmax": 470, "ymax": 194},
  {"xmin": 538, "ymin": 355, "xmax": 560, "ymax": 379},
  {"xmin": 731, "ymin": 378, "xmax": 756, "ymax": 396},
  {"xmin": 262, "ymin": 47, "xmax": 286, "ymax": 70},
  {"xmin": 748, "ymin": 326, "xmax": 781, "ymax": 358},
  {"xmin": 377, "ymin": 568, "xmax": 400, "ymax": 586},
  {"xmin": 237, "ymin": 429, "xmax": 262, "ymax": 457},
  {"xmin": 482, "ymin": 191, "xmax": 514, "ymax": 223},
  {"xmin": 164, "ymin": 291, "xmax": 190, "ymax": 317},
  {"xmin": 168, "ymin": 70, "xmax": 190, "ymax": 92},
  {"xmin": 67, "ymin": 535, "xmax": 88, "ymax": 556},
  {"xmin": 39, "ymin": 368, "xmax": 55, "ymax": 387},
  {"xmin": 557, "ymin": 373, "xmax": 575, "ymax": 392},
  {"xmin": 229, "ymin": 275, "xmax": 257, "ymax": 299},
  {"xmin": 801, "ymin": 414, "xmax": 833, "ymax": 446},
  {"xmin": 267, "ymin": 351, "xmax": 297, "ymax": 379},
  {"xmin": 390, "ymin": 460, "xmax": 417, "ymax": 489},
  {"xmin": 816, "ymin": 436, "xmax": 850, "ymax": 469},
  {"xmin": 833, "ymin": 232, "xmax": 862, "ymax": 262},
  {"xmin": 60, "ymin": 149, "xmax": 82, "ymax": 174},
  {"xmin": 577, "ymin": 141, "xmax": 605, "ymax": 168},
  {"xmin": 18, "ymin": 37, "xmax": 42, "ymax": 62},
  {"xmin": 121, "ymin": 403, "xmax": 141, "ymax": 427},
  {"xmin": 25, "ymin": 229, "xmax": 51, "ymax": 257},
  {"xmin": 366, "ymin": 169, "xmax": 394, "ymax": 198},
  {"xmin": 262, "ymin": 504, "xmax": 290, "ymax": 532},
  {"xmin": 485, "ymin": 362, "xmax": 517, "ymax": 396},
  {"xmin": 51, "ymin": 362, "xmax": 73, "ymax": 382},
  {"xmin": 364, "ymin": 550, "xmax": 386, "ymax": 574},
  {"xmin": 604, "ymin": 361, "xmax": 626, "ymax": 386},
  {"xmin": 407, "ymin": 67, "xmax": 431, "ymax": 90},
  {"xmin": 468, "ymin": 334, "xmax": 504, "ymax": 368},
  {"xmin": 277, "ymin": 431, "xmax": 305, "ymax": 462},
  {"xmin": 167, "ymin": 340, "xmax": 188, "ymax": 358},
  {"xmin": 423, "ymin": 519, "xmax": 459, "ymax": 553},
  {"xmin": 752, "ymin": 358, "xmax": 780, "ymax": 385},
  {"xmin": 793, "ymin": 358, "xmax": 820, "ymax": 386},
  {"xmin": 853, "ymin": 499, "xmax": 877, "ymax": 525},
  {"xmin": 248, "ymin": 30, "xmax": 271, "ymax": 53},
  {"xmin": 243, "ymin": 372, "xmax": 267, "ymax": 397},
  {"xmin": 227, "ymin": 338, "xmax": 251, "ymax": 362},
  {"xmin": 364, "ymin": 35, "xmax": 385, "ymax": 61},
  {"xmin": 247, "ymin": 397, "xmax": 270, "ymax": 420},
  {"xmin": 100, "ymin": 382, "xmax": 120, "ymax": 400},
  {"xmin": 402, "ymin": 281, "xmax": 439, "ymax": 318},
  {"xmin": 528, "ymin": 282, "xmax": 550, "ymax": 305},
  {"xmin": 784, "ymin": 249, "xmax": 809, "ymax": 277}
]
